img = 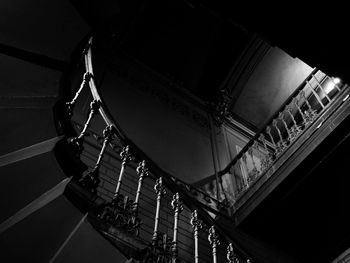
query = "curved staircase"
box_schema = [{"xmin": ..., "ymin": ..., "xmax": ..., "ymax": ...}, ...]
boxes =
[{"xmin": 1, "ymin": 2, "xmax": 350, "ymax": 263}]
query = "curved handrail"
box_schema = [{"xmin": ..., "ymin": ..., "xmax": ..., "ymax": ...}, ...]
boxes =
[
  {"xmin": 196, "ymin": 67, "xmax": 348, "ymax": 195},
  {"xmin": 84, "ymin": 37, "xmax": 225, "ymax": 208},
  {"xmin": 79, "ymin": 36, "xmax": 253, "ymax": 260},
  {"xmin": 69, "ymin": 36, "xmax": 350, "ymax": 263},
  {"xmin": 195, "ymin": 68, "xmax": 320, "ymax": 186}
]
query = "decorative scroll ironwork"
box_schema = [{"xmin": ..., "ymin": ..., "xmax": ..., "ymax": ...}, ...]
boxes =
[
  {"xmin": 191, "ymin": 210, "xmax": 202, "ymax": 263},
  {"xmin": 213, "ymin": 89, "xmax": 232, "ymax": 125},
  {"xmin": 141, "ymin": 233, "xmax": 173, "ymax": 263},
  {"xmin": 98, "ymin": 149, "xmax": 142, "ymax": 237},
  {"xmin": 79, "ymin": 125, "xmax": 113, "ymax": 193},
  {"xmin": 98, "ymin": 193, "xmax": 141, "ymax": 235},
  {"xmin": 208, "ymin": 226, "xmax": 220, "ymax": 263},
  {"xmin": 221, "ymin": 70, "xmax": 347, "ymax": 198},
  {"xmin": 227, "ymin": 243, "xmax": 240, "ymax": 263}
]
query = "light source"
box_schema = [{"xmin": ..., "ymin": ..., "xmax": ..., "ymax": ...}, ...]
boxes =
[{"xmin": 324, "ymin": 77, "xmax": 341, "ymax": 94}]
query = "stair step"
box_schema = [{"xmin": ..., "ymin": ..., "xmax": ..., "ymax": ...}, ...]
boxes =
[
  {"xmin": 0, "ymin": 53, "xmax": 61, "ymax": 98},
  {"xmin": 0, "ymin": 195, "xmax": 84, "ymax": 262},
  {"xmin": 0, "ymin": 151, "xmax": 66, "ymax": 223},
  {"xmin": 0, "ymin": 108, "xmax": 58, "ymax": 155},
  {"xmin": 51, "ymin": 213, "xmax": 127, "ymax": 263}
]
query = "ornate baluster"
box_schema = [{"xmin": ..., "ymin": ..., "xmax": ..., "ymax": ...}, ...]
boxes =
[
  {"xmin": 247, "ymin": 145, "xmax": 259, "ymax": 183},
  {"xmin": 285, "ymin": 104, "xmax": 302, "ymax": 141},
  {"xmin": 266, "ymin": 126, "xmax": 277, "ymax": 155},
  {"xmin": 66, "ymin": 72, "xmax": 92, "ymax": 117},
  {"xmin": 190, "ymin": 210, "xmax": 202, "ymax": 263},
  {"xmin": 311, "ymin": 74, "xmax": 331, "ymax": 102},
  {"xmin": 208, "ymin": 226, "xmax": 220, "ymax": 263},
  {"xmin": 292, "ymin": 96, "xmax": 307, "ymax": 126},
  {"xmin": 153, "ymin": 177, "xmax": 166, "ymax": 245},
  {"xmin": 98, "ymin": 146, "xmax": 139, "ymax": 236},
  {"xmin": 278, "ymin": 112, "xmax": 292, "ymax": 143},
  {"xmin": 272, "ymin": 120, "xmax": 286, "ymax": 154},
  {"xmin": 79, "ymin": 125, "xmax": 113, "ymax": 193},
  {"xmin": 171, "ymin": 193, "xmax": 183, "ymax": 263},
  {"xmin": 258, "ymin": 134, "xmax": 273, "ymax": 171},
  {"xmin": 134, "ymin": 160, "xmax": 148, "ymax": 210},
  {"xmin": 69, "ymin": 99, "xmax": 100, "ymax": 154},
  {"xmin": 299, "ymin": 90, "xmax": 318, "ymax": 124},
  {"xmin": 114, "ymin": 145, "xmax": 132, "ymax": 198},
  {"xmin": 227, "ymin": 243, "xmax": 240, "ymax": 263}
]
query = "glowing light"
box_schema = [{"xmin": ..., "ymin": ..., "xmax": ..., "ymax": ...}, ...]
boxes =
[
  {"xmin": 324, "ymin": 77, "xmax": 341, "ymax": 94},
  {"xmin": 343, "ymin": 94, "xmax": 349, "ymax": 101},
  {"xmin": 333, "ymin": 77, "xmax": 341, "ymax": 84}
]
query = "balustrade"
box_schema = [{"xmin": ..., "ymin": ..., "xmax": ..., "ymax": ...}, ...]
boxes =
[
  {"xmin": 215, "ymin": 69, "xmax": 348, "ymax": 202},
  {"xmin": 60, "ymin": 36, "xmax": 253, "ymax": 263},
  {"xmin": 61, "ymin": 36, "xmax": 349, "ymax": 263},
  {"xmin": 78, "ymin": 124, "xmax": 113, "ymax": 193},
  {"xmin": 196, "ymin": 69, "xmax": 348, "ymax": 205}
]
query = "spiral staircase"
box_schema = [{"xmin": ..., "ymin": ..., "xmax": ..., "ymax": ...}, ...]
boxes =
[{"xmin": 1, "ymin": 1, "xmax": 350, "ymax": 263}]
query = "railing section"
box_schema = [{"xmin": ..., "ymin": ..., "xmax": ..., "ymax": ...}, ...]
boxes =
[
  {"xmin": 198, "ymin": 70, "xmax": 349, "ymax": 205},
  {"xmin": 59, "ymin": 37, "xmax": 253, "ymax": 263}
]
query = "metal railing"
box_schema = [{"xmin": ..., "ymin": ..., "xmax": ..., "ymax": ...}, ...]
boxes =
[
  {"xmin": 196, "ymin": 69, "xmax": 349, "ymax": 206},
  {"xmin": 59, "ymin": 37, "xmax": 252, "ymax": 263}
]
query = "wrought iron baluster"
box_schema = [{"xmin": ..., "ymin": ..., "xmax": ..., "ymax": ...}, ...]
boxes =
[
  {"xmin": 299, "ymin": 90, "xmax": 318, "ymax": 124},
  {"xmin": 153, "ymin": 177, "xmax": 166, "ymax": 245},
  {"xmin": 292, "ymin": 96, "xmax": 307, "ymax": 126},
  {"xmin": 191, "ymin": 210, "xmax": 202, "ymax": 263},
  {"xmin": 266, "ymin": 126, "xmax": 277, "ymax": 155},
  {"xmin": 272, "ymin": 119, "xmax": 287, "ymax": 154},
  {"xmin": 134, "ymin": 160, "xmax": 148, "ymax": 211},
  {"xmin": 258, "ymin": 134, "xmax": 273, "ymax": 171},
  {"xmin": 285, "ymin": 104, "xmax": 302, "ymax": 141},
  {"xmin": 66, "ymin": 72, "xmax": 92, "ymax": 117},
  {"xmin": 171, "ymin": 193, "xmax": 183, "ymax": 263},
  {"xmin": 69, "ymin": 99, "xmax": 100, "ymax": 154},
  {"xmin": 208, "ymin": 226, "xmax": 220, "ymax": 263},
  {"xmin": 278, "ymin": 112, "xmax": 292, "ymax": 142},
  {"xmin": 114, "ymin": 145, "xmax": 132, "ymax": 198},
  {"xmin": 227, "ymin": 243, "xmax": 240, "ymax": 263},
  {"xmin": 98, "ymin": 147, "xmax": 140, "ymax": 236},
  {"xmin": 79, "ymin": 125, "xmax": 113, "ymax": 193}
]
